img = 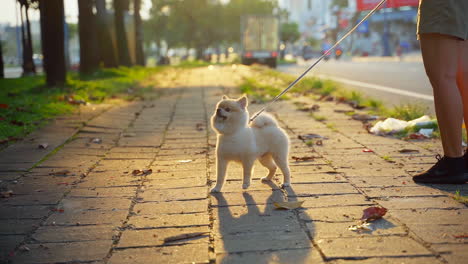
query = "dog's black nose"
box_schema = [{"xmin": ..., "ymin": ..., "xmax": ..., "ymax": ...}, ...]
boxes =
[{"xmin": 216, "ymin": 108, "xmax": 222, "ymax": 114}]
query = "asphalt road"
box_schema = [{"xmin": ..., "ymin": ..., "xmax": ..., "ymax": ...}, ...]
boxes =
[{"xmin": 278, "ymin": 58, "xmax": 435, "ymax": 113}]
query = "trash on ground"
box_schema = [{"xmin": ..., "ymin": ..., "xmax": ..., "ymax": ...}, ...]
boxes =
[
  {"xmin": 361, "ymin": 206, "xmax": 388, "ymax": 222},
  {"xmin": 132, "ymin": 169, "xmax": 153, "ymax": 176},
  {"xmin": 163, "ymin": 232, "xmax": 209, "ymax": 243},
  {"xmin": 362, "ymin": 148, "xmax": 374, "ymax": 153},
  {"xmin": 398, "ymin": 149, "xmax": 420, "ymax": 153},
  {"xmin": 177, "ymin": 160, "xmax": 193, "ymax": 163},
  {"xmin": 298, "ymin": 134, "xmax": 328, "ymax": 140},
  {"xmin": 352, "ymin": 114, "xmax": 379, "ymax": 122},
  {"xmin": 348, "ymin": 222, "xmax": 373, "ymax": 232},
  {"xmin": 49, "ymin": 170, "xmax": 71, "ymax": 176},
  {"xmin": 1, "ymin": 190, "xmax": 13, "ymax": 198},
  {"xmin": 418, "ymin": 128, "xmax": 433, "ymax": 137},
  {"xmin": 292, "ymin": 156, "xmax": 316, "ymax": 162},
  {"xmin": 91, "ymin": 138, "xmax": 102, "ymax": 144},
  {"xmin": 38, "ymin": 143, "xmax": 49, "ymax": 149},
  {"xmin": 406, "ymin": 133, "xmax": 429, "ymax": 140},
  {"xmin": 453, "ymin": 234, "xmax": 468, "ymax": 239},
  {"xmin": 273, "ymin": 200, "xmax": 304, "ymax": 210},
  {"xmin": 370, "ymin": 115, "xmax": 434, "ymax": 135}
]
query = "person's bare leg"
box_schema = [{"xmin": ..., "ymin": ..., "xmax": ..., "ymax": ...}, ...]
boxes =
[
  {"xmin": 456, "ymin": 40, "xmax": 468, "ymax": 138},
  {"xmin": 420, "ymin": 33, "xmax": 463, "ymax": 158}
]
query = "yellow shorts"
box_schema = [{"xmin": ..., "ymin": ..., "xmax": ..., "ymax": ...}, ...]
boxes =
[{"xmin": 417, "ymin": 0, "xmax": 468, "ymax": 40}]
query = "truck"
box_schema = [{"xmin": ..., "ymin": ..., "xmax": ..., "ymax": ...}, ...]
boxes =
[{"xmin": 240, "ymin": 15, "xmax": 279, "ymax": 68}]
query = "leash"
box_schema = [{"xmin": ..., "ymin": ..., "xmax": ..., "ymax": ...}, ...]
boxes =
[{"xmin": 249, "ymin": 0, "xmax": 388, "ymax": 122}]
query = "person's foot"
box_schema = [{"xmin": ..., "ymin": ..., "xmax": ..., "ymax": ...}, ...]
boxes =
[{"xmin": 413, "ymin": 155, "xmax": 468, "ymax": 184}]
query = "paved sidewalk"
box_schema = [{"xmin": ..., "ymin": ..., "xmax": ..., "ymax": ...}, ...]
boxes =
[{"xmin": 0, "ymin": 66, "xmax": 467, "ymax": 264}]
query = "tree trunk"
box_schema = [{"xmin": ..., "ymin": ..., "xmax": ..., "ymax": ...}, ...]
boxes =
[
  {"xmin": 19, "ymin": 4, "xmax": 35, "ymax": 76},
  {"xmin": 78, "ymin": 0, "xmax": 98, "ymax": 74},
  {"xmin": 134, "ymin": 0, "xmax": 145, "ymax": 66},
  {"xmin": 24, "ymin": 3, "xmax": 36, "ymax": 74},
  {"xmin": 113, "ymin": 0, "xmax": 132, "ymax": 66},
  {"xmin": 0, "ymin": 39, "xmax": 4, "ymax": 79},
  {"xmin": 95, "ymin": 0, "xmax": 118, "ymax": 67},
  {"xmin": 39, "ymin": 0, "xmax": 66, "ymax": 87}
]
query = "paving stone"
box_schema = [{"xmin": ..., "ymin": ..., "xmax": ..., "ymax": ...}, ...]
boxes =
[
  {"xmin": 68, "ymin": 186, "xmax": 137, "ymax": 198},
  {"xmin": 216, "ymin": 248, "xmax": 324, "ymax": 264},
  {"xmin": 58, "ymin": 197, "xmax": 132, "ymax": 211},
  {"xmin": 144, "ymin": 177, "xmax": 207, "ymax": 189},
  {"xmin": 133, "ymin": 200, "xmax": 208, "ymax": 215},
  {"xmin": 215, "ymin": 230, "xmax": 312, "ymax": 253},
  {"xmin": 316, "ymin": 236, "xmax": 433, "ymax": 259},
  {"xmin": 0, "ymin": 235, "xmax": 24, "ymax": 260},
  {"xmin": 0, "ymin": 205, "xmax": 50, "ymax": 219},
  {"xmin": 118, "ymin": 226, "xmax": 209, "ymax": 248},
  {"xmin": 299, "ymin": 205, "xmax": 371, "ymax": 222},
  {"xmin": 108, "ymin": 243, "xmax": 210, "ymax": 264},
  {"xmin": 139, "ymin": 186, "xmax": 207, "ymax": 202},
  {"xmin": 44, "ymin": 210, "xmax": 128, "ymax": 226},
  {"xmin": 211, "ymin": 190, "xmax": 285, "ymax": 207},
  {"xmin": 377, "ymin": 196, "xmax": 464, "ymax": 210},
  {"xmin": 294, "ymin": 194, "xmax": 372, "ymax": 208},
  {"xmin": 283, "ymin": 183, "xmax": 360, "ymax": 197},
  {"xmin": 0, "ymin": 219, "xmax": 41, "ymax": 235},
  {"xmin": 32, "ymin": 225, "xmax": 117, "ymax": 242},
  {"xmin": 11, "ymin": 240, "xmax": 113, "ymax": 264},
  {"xmin": 306, "ymin": 217, "xmax": 406, "ymax": 239},
  {"xmin": 128, "ymin": 213, "xmax": 210, "ymax": 228},
  {"xmin": 361, "ymin": 186, "xmax": 445, "ymax": 198},
  {"xmin": 405, "ymin": 223, "xmax": 468, "ymax": 244},
  {"xmin": 431, "ymin": 243, "xmax": 468, "ymax": 264},
  {"xmin": 389, "ymin": 208, "xmax": 468, "ymax": 225},
  {"xmin": 332, "ymin": 257, "xmax": 443, "ymax": 264}
]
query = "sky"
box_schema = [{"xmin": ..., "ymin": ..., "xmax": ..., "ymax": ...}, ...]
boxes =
[{"xmin": 0, "ymin": 0, "xmax": 153, "ymax": 26}]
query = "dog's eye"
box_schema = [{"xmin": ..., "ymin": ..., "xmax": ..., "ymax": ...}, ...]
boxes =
[{"xmin": 225, "ymin": 108, "xmax": 231, "ymax": 112}]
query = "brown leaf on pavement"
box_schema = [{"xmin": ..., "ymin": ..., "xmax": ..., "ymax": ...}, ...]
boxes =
[
  {"xmin": 273, "ymin": 200, "xmax": 304, "ymax": 210},
  {"xmin": 163, "ymin": 232, "xmax": 209, "ymax": 243},
  {"xmin": 292, "ymin": 156, "xmax": 316, "ymax": 162},
  {"xmin": 1, "ymin": 190, "xmax": 13, "ymax": 198},
  {"xmin": 398, "ymin": 149, "xmax": 420, "ymax": 153},
  {"xmin": 132, "ymin": 169, "xmax": 153, "ymax": 176},
  {"xmin": 38, "ymin": 143, "xmax": 49, "ymax": 149},
  {"xmin": 196, "ymin": 123, "xmax": 204, "ymax": 131},
  {"xmin": 49, "ymin": 170, "xmax": 71, "ymax": 176},
  {"xmin": 298, "ymin": 104, "xmax": 320, "ymax": 112}
]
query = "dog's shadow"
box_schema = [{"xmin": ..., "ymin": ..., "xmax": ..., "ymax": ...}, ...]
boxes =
[{"xmin": 211, "ymin": 181, "xmax": 316, "ymax": 263}]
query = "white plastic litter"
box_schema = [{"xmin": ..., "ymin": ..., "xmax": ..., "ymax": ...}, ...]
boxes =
[
  {"xmin": 370, "ymin": 115, "xmax": 434, "ymax": 135},
  {"xmin": 418, "ymin": 128, "xmax": 434, "ymax": 137}
]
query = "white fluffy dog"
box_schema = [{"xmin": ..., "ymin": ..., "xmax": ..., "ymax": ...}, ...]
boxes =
[{"xmin": 210, "ymin": 95, "xmax": 291, "ymax": 193}]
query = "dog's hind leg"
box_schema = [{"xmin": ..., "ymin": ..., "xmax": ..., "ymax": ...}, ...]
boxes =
[
  {"xmin": 272, "ymin": 152, "xmax": 291, "ymax": 188},
  {"xmin": 259, "ymin": 154, "xmax": 277, "ymax": 182}
]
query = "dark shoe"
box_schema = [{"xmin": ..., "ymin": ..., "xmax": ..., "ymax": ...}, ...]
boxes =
[{"xmin": 413, "ymin": 155, "xmax": 468, "ymax": 184}]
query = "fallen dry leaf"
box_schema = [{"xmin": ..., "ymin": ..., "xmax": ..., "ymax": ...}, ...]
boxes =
[
  {"xmin": 398, "ymin": 149, "xmax": 420, "ymax": 153},
  {"xmin": 163, "ymin": 232, "xmax": 209, "ymax": 243},
  {"xmin": 196, "ymin": 123, "xmax": 204, "ymax": 131},
  {"xmin": 298, "ymin": 134, "xmax": 327, "ymax": 140},
  {"xmin": 291, "ymin": 156, "xmax": 316, "ymax": 162},
  {"xmin": 49, "ymin": 170, "xmax": 71, "ymax": 176},
  {"xmin": 361, "ymin": 206, "xmax": 388, "ymax": 222},
  {"xmin": 273, "ymin": 200, "xmax": 304, "ymax": 210},
  {"xmin": 1, "ymin": 190, "xmax": 13, "ymax": 198},
  {"xmin": 132, "ymin": 169, "xmax": 153, "ymax": 176},
  {"xmin": 38, "ymin": 143, "xmax": 49, "ymax": 149}
]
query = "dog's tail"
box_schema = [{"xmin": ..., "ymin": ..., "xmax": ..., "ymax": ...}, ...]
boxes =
[{"xmin": 250, "ymin": 113, "xmax": 279, "ymax": 128}]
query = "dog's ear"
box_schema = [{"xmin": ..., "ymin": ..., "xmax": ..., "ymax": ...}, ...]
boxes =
[
  {"xmin": 237, "ymin": 95, "xmax": 248, "ymax": 109},
  {"xmin": 222, "ymin": 95, "xmax": 229, "ymax": 100}
]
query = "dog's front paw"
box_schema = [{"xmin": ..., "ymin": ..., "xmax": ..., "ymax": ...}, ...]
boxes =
[
  {"xmin": 261, "ymin": 177, "xmax": 272, "ymax": 182},
  {"xmin": 281, "ymin": 182, "xmax": 291, "ymax": 188},
  {"xmin": 210, "ymin": 186, "xmax": 222, "ymax": 193},
  {"xmin": 242, "ymin": 183, "xmax": 250, "ymax": 189}
]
